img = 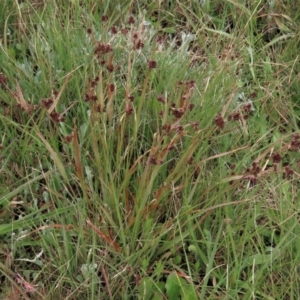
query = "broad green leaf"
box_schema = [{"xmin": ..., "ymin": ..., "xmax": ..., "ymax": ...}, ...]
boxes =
[{"xmin": 165, "ymin": 272, "xmax": 181, "ymax": 300}]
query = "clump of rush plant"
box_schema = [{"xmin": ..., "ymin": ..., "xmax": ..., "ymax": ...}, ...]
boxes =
[{"xmin": 1, "ymin": 1, "xmax": 300, "ymax": 299}]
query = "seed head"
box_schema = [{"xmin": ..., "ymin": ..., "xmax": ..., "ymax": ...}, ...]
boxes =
[
  {"xmin": 128, "ymin": 16, "xmax": 135, "ymax": 25},
  {"xmin": 157, "ymin": 94, "xmax": 165, "ymax": 103},
  {"xmin": 110, "ymin": 26, "xmax": 118, "ymax": 34},
  {"xmin": 108, "ymin": 83, "xmax": 115, "ymax": 92},
  {"xmin": 148, "ymin": 60, "xmax": 157, "ymax": 70},
  {"xmin": 101, "ymin": 15, "xmax": 108, "ymax": 22},
  {"xmin": 128, "ymin": 95, "xmax": 134, "ymax": 102},
  {"xmin": 214, "ymin": 114, "xmax": 225, "ymax": 129}
]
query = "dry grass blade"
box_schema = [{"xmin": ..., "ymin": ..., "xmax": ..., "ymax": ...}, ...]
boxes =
[
  {"xmin": 101, "ymin": 266, "xmax": 113, "ymax": 300},
  {"xmin": 48, "ymin": 73, "xmax": 71, "ymax": 114},
  {"xmin": 86, "ymin": 219, "xmax": 122, "ymax": 253},
  {"xmin": 201, "ymin": 145, "xmax": 250, "ymax": 163},
  {"xmin": 12, "ymin": 80, "xmax": 32, "ymax": 112},
  {"xmin": 17, "ymin": 224, "xmax": 74, "ymax": 240},
  {"xmin": 73, "ymin": 122, "xmax": 83, "ymax": 181}
]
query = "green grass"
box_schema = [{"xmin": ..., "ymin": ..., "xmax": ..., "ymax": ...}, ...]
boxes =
[{"xmin": 1, "ymin": 0, "xmax": 300, "ymax": 299}]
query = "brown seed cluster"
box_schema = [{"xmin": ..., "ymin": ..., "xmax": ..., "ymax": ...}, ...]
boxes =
[
  {"xmin": 233, "ymin": 134, "xmax": 300, "ymax": 187},
  {"xmin": 148, "ymin": 60, "xmax": 157, "ymax": 70},
  {"xmin": 215, "ymin": 101, "xmax": 255, "ymax": 130},
  {"xmin": 95, "ymin": 42, "xmax": 113, "ymax": 56},
  {"xmin": 41, "ymin": 98, "xmax": 54, "ymax": 109},
  {"xmin": 40, "ymin": 93, "xmax": 65, "ymax": 123},
  {"xmin": 50, "ymin": 111, "xmax": 65, "ymax": 123},
  {"xmin": 156, "ymin": 94, "xmax": 165, "ymax": 104},
  {"xmin": 289, "ymin": 134, "xmax": 300, "ymax": 151},
  {"xmin": 146, "ymin": 79, "xmax": 199, "ymax": 165},
  {"xmin": 214, "ymin": 114, "xmax": 225, "ymax": 129},
  {"xmin": 101, "ymin": 15, "xmax": 109, "ymax": 22}
]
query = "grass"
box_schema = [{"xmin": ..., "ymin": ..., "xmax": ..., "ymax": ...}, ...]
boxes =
[{"xmin": 1, "ymin": 0, "xmax": 300, "ymax": 299}]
